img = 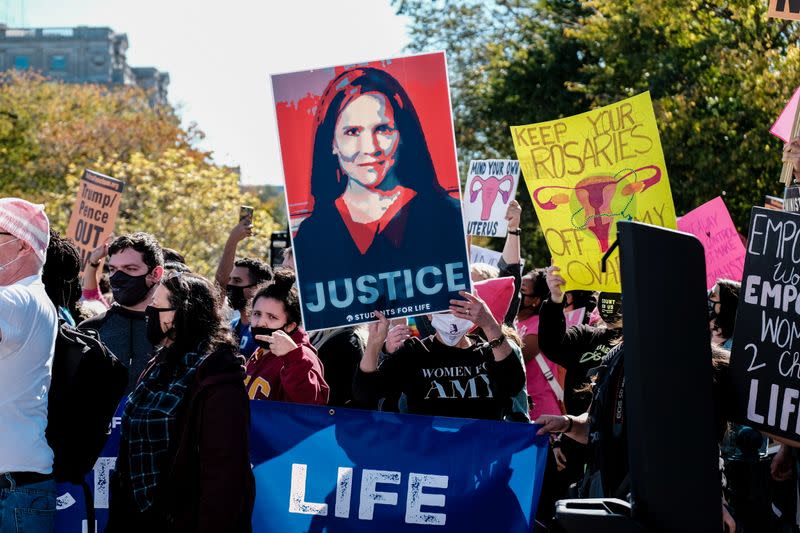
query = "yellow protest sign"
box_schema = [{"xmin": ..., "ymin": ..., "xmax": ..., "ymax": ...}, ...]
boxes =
[{"xmin": 511, "ymin": 92, "xmax": 676, "ymax": 291}]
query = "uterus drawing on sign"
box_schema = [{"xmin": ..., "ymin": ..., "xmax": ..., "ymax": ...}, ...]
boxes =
[
  {"xmin": 469, "ymin": 174, "xmax": 515, "ymax": 220},
  {"xmin": 532, "ymin": 165, "xmax": 662, "ymax": 252}
]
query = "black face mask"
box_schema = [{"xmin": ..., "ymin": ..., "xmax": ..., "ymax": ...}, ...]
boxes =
[
  {"xmin": 145, "ymin": 305, "xmax": 175, "ymax": 346},
  {"xmin": 708, "ymin": 297, "xmax": 719, "ymax": 321},
  {"xmin": 227, "ymin": 285, "xmax": 251, "ymax": 311},
  {"xmin": 250, "ymin": 325, "xmax": 286, "ymax": 350},
  {"xmin": 111, "ymin": 270, "xmax": 153, "ymax": 307},
  {"xmin": 598, "ymin": 292, "xmax": 622, "ymax": 324}
]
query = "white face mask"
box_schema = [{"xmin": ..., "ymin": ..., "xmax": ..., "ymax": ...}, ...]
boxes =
[
  {"xmin": 430, "ymin": 313, "xmax": 474, "ymax": 347},
  {"xmin": 0, "ymin": 238, "xmax": 21, "ymax": 273}
]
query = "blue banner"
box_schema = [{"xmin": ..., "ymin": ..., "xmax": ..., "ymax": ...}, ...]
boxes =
[
  {"xmin": 55, "ymin": 401, "xmax": 548, "ymax": 532},
  {"xmin": 250, "ymin": 401, "xmax": 548, "ymax": 532},
  {"xmin": 55, "ymin": 400, "xmax": 125, "ymax": 532}
]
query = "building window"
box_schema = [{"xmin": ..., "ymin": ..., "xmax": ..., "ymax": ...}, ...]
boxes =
[
  {"xmin": 13, "ymin": 55, "xmax": 29, "ymax": 69},
  {"xmin": 50, "ymin": 55, "xmax": 67, "ymax": 71}
]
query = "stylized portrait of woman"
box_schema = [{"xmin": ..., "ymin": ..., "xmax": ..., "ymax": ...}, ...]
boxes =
[
  {"xmin": 273, "ymin": 54, "xmax": 470, "ymax": 330},
  {"xmin": 274, "ymin": 54, "xmax": 469, "ymax": 330},
  {"xmin": 293, "ymin": 65, "xmax": 462, "ymax": 265}
]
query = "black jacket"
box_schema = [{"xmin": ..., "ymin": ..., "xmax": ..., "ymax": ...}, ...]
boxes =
[
  {"xmin": 537, "ymin": 298, "xmax": 621, "ymax": 415},
  {"xmin": 106, "ymin": 345, "xmax": 254, "ymax": 533}
]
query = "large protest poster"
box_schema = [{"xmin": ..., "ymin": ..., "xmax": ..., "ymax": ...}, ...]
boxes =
[
  {"xmin": 768, "ymin": 0, "xmax": 800, "ymax": 20},
  {"xmin": 463, "ymin": 159, "xmax": 520, "ymax": 237},
  {"xmin": 55, "ymin": 401, "xmax": 125, "ymax": 533},
  {"xmin": 65, "ymin": 170, "xmax": 124, "ymax": 272},
  {"xmin": 730, "ymin": 208, "xmax": 800, "ymax": 441},
  {"xmin": 271, "ymin": 52, "xmax": 470, "ymax": 331},
  {"xmin": 511, "ymin": 92, "xmax": 677, "ymax": 291},
  {"xmin": 250, "ymin": 401, "xmax": 548, "ymax": 532},
  {"xmin": 677, "ymin": 197, "xmax": 745, "ymax": 290}
]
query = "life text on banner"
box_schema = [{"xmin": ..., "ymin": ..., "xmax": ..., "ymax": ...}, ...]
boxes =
[
  {"xmin": 249, "ymin": 401, "xmax": 549, "ymax": 533},
  {"xmin": 511, "ymin": 92, "xmax": 677, "ymax": 292}
]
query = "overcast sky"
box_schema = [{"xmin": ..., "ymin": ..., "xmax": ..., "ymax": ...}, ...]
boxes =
[{"xmin": 11, "ymin": 0, "xmax": 410, "ymax": 185}]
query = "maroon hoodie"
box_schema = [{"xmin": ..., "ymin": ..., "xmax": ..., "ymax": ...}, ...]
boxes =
[{"xmin": 244, "ymin": 327, "xmax": 330, "ymax": 405}]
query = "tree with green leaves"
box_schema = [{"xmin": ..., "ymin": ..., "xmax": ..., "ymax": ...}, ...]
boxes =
[{"xmin": 397, "ymin": 0, "xmax": 800, "ymax": 268}]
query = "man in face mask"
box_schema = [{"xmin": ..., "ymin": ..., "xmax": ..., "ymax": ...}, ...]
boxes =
[
  {"xmin": 80, "ymin": 233, "xmax": 164, "ymax": 394},
  {"xmin": 214, "ymin": 220, "xmax": 273, "ymax": 358},
  {"xmin": 224, "ymin": 258, "xmax": 272, "ymax": 358}
]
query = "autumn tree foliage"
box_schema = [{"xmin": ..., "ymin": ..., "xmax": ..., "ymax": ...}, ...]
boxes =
[{"xmin": 0, "ymin": 71, "xmax": 275, "ymax": 275}]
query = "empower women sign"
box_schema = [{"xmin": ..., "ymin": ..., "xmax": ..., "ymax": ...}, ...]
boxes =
[
  {"xmin": 730, "ymin": 208, "xmax": 800, "ymax": 442},
  {"xmin": 271, "ymin": 52, "xmax": 470, "ymax": 330}
]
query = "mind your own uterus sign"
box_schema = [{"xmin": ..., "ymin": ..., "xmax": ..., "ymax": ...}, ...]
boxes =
[
  {"xmin": 511, "ymin": 92, "xmax": 677, "ymax": 292},
  {"xmin": 463, "ymin": 159, "xmax": 521, "ymax": 238}
]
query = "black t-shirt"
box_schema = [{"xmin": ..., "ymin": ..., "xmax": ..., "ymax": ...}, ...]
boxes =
[
  {"xmin": 537, "ymin": 298, "xmax": 621, "ymax": 415},
  {"xmin": 353, "ymin": 335, "xmax": 526, "ymax": 420}
]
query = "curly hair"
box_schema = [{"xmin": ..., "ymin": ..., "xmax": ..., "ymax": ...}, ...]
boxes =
[
  {"xmin": 523, "ymin": 268, "xmax": 550, "ymax": 300},
  {"xmin": 235, "ymin": 257, "xmax": 273, "ymax": 286},
  {"xmin": 713, "ymin": 279, "xmax": 741, "ymax": 341},
  {"xmin": 42, "ymin": 229, "xmax": 81, "ymax": 318},
  {"xmin": 109, "ymin": 232, "xmax": 164, "ymax": 271},
  {"xmin": 252, "ymin": 268, "xmax": 301, "ymax": 326},
  {"xmin": 160, "ymin": 273, "xmax": 237, "ymax": 355}
]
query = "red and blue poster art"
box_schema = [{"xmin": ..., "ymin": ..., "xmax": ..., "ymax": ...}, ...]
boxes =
[{"xmin": 271, "ymin": 52, "xmax": 470, "ymax": 331}]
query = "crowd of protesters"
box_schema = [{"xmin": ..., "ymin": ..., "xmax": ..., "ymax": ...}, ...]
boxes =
[{"xmin": 2, "ymin": 158, "xmax": 800, "ymax": 532}]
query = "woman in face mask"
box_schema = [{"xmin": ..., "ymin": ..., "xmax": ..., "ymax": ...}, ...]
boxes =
[
  {"xmin": 708, "ymin": 279, "xmax": 740, "ymax": 349},
  {"xmin": 245, "ymin": 269, "xmax": 330, "ymax": 405},
  {"xmin": 353, "ymin": 290, "xmax": 526, "ymax": 421},
  {"xmin": 107, "ymin": 272, "xmax": 254, "ymax": 532}
]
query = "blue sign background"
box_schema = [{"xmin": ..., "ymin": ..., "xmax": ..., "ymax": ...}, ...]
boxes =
[
  {"xmin": 55, "ymin": 400, "xmax": 125, "ymax": 533},
  {"xmin": 250, "ymin": 401, "xmax": 548, "ymax": 532},
  {"xmin": 55, "ymin": 401, "xmax": 548, "ymax": 532}
]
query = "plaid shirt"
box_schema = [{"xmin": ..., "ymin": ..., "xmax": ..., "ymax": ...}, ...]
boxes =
[{"xmin": 121, "ymin": 347, "xmax": 204, "ymax": 512}]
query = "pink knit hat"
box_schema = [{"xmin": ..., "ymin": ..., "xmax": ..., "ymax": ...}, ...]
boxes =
[
  {"xmin": 0, "ymin": 198, "xmax": 50, "ymax": 263},
  {"xmin": 474, "ymin": 276, "xmax": 515, "ymax": 324}
]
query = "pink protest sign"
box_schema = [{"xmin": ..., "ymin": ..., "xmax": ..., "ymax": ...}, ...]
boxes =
[
  {"xmin": 771, "ymin": 86, "xmax": 800, "ymax": 142},
  {"xmin": 677, "ymin": 197, "xmax": 745, "ymax": 290}
]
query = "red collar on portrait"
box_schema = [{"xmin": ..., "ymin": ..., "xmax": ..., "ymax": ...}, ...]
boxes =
[{"xmin": 335, "ymin": 188, "xmax": 417, "ymax": 254}]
